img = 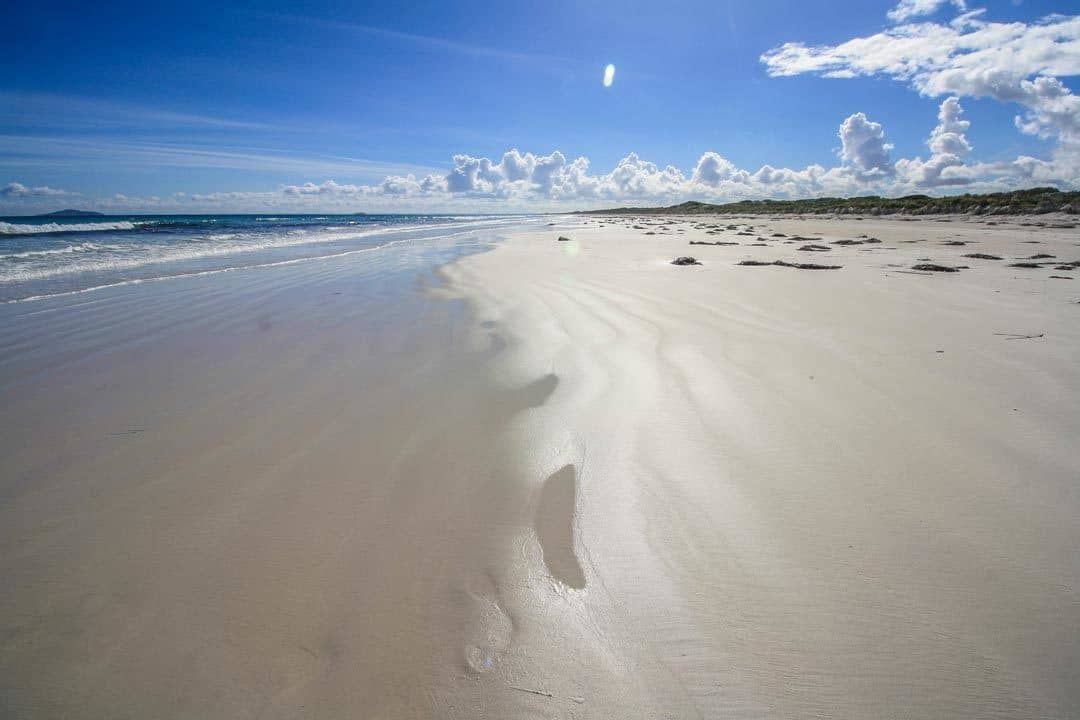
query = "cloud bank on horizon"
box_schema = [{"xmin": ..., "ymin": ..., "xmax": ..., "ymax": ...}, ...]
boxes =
[{"xmin": 3, "ymin": 1, "xmax": 1078, "ymax": 213}]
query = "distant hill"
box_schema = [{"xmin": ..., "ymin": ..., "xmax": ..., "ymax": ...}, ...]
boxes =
[
  {"xmin": 34, "ymin": 209, "xmax": 106, "ymax": 218},
  {"xmin": 581, "ymin": 187, "xmax": 1079, "ymax": 216}
]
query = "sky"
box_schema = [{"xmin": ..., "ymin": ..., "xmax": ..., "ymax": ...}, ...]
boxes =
[{"xmin": 1, "ymin": 0, "xmax": 1078, "ymax": 214}]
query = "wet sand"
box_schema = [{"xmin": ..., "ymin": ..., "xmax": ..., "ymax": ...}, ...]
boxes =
[
  {"xmin": 0, "ymin": 231, "xmax": 543, "ymax": 718},
  {"xmin": 2, "ymin": 214, "xmax": 1079, "ymax": 718}
]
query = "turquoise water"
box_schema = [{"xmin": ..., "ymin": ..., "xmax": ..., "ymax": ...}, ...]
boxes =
[{"xmin": 0, "ymin": 214, "xmax": 534, "ymax": 302}]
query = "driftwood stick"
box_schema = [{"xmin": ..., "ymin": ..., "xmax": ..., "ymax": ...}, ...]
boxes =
[
  {"xmin": 993, "ymin": 332, "xmax": 1045, "ymax": 340},
  {"xmin": 509, "ymin": 685, "xmax": 555, "ymax": 698}
]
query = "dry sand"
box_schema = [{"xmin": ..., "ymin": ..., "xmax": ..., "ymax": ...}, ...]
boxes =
[
  {"xmin": 438, "ymin": 213, "xmax": 1080, "ymax": 718},
  {"xmin": 2, "ymin": 214, "xmax": 1079, "ymax": 718}
]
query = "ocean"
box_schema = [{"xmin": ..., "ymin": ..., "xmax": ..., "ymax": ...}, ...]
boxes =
[{"xmin": 0, "ymin": 213, "xmax": 536, "ymax": 302}]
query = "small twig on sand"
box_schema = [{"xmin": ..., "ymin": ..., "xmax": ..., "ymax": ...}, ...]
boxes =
[
  {"xmin": 510, "ymin": 685, "xmax": 555, "ymax": 699},
  {"xmin": 993, "ymin": 332, "xmax": 1045, "ymax": 340}
]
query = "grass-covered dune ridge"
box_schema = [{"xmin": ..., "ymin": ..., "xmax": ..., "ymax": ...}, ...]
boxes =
[{"xmin": 583, "ymin": 187, "xmax": 1079, "ymax": 216}]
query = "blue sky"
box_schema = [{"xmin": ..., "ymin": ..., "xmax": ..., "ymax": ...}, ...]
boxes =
[{"xmin": 1, "ymin": 0, "xmax": 1077, "ymax": 212}]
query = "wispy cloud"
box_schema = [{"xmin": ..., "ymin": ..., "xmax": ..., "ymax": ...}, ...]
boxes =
[
  {"xmin": 0, "ymin": 135, "xmax": 441, "ymax": 180},
  {"xmin": 0, "ymin": 92, "xmax": 278, "ymax": 132},
  {"xmin": 253, "ymin": 11, "xmax": 574, "ymax": 70}
]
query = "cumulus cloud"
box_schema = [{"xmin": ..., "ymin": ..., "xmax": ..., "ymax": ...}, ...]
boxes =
[
  {"xmin": 1010, "ymin": 75, "xmax": 1080, "ymax": 144},
  {"xmin": 928, "ymin": 96, "xmax": 972, "ymax": 157},
  {"xmin": 5, "ymin": 93, "xmax": 1076, "ymax": 213},
  {"xmin": 0, "ymin": 181, "xmax": 75, "ymax": 197},
  {"xmin": 603, "ymin": 153, "xmax": 686, "ymax": 198},
  {"xmin": 893, "ymin": 96, "xmax": 974, "ymax": 187},
  {"xmin": 352, "ymin": 99, "xmax": 1063, "ymax": 200},
  {"xmin": 446, "ymin": 149, "xmax": 574, "ymax": 197},
  {"xmin": 691, "ymin": 152, "xmax": 745, "ymax": 186},
  {"xmin": 838, "ymin": 113, "xmax": 895, "ymax": 178},
  {"xmin": 760, "ymin": 4, "xmax": 1080, "ymax": 195},
  {"xmin": 379, "ymin": 173, "xmax": 444, "ymax": 196}
]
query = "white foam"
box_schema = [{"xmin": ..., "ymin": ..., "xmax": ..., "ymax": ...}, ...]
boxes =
[
  {"xmin": 0, "ymin": 242, "xmax": 112, "ymax": 260},
  {"xmin": 0, "ymin": 221, "xmax": 142, "ymax": 235}
]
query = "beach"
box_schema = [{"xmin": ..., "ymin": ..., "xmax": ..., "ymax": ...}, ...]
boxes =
[{"xmin": 2, "ymin": 213, "xmax": 1079, "ymax": 718}]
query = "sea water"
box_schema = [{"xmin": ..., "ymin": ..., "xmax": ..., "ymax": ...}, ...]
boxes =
[{"xmin": 0, "ymin": 214, "xmax": 533, "ymax": 302}]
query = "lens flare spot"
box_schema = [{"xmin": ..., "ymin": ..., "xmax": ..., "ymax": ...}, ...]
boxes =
[{"xmin": 602, "ymin": 64, "xmax": 615, "ymax": 88}]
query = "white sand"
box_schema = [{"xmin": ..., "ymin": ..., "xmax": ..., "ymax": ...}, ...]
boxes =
[
  {"xmin": 1, "ymin": 214, "xmax": 1078, "ymax": 718},
  {"xmin": 439, "ymin": 213, "xmax": 1080, "ymax": 717}
]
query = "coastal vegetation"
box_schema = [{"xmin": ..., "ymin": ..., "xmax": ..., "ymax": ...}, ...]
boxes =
[{"xmin": 584, "ymin": 187, "xmax": 1079, "ymax": 216}]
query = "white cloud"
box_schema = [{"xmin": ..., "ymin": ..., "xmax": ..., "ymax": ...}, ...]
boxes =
[
  {"xmin": 838, "ymin": 112, "xmax": 895, "ymax": 178},
  {"xmin": 760, "ymin": 11, "xmax": 1080, "ymax": 150},
  {"xmin": 0, "ymin": 181, "xmax": 75, "ymax": 197},
  {"xmin": 894, "ymin": 96, "xmax": 975, "ymax": 187},
  {"xmin": 1010, "ymin": 75, "xmax": 1080, "ymax": 143},
  {"xmin": 602, "ymin": 153, "xmax": 687, "ymax": 198},
  {"xmin": 691, "ymin": 152, "xmax": 745, "ymax": 186},
  {"xmin": 761, "ymin": 15, "xmax": 1080, "ymax": 86},
  {"xmin": 887, "ymin": 0, "xmax": 966, "ymax": 24},
  {"xmin": 282, "ymin": 180, "xmax": 363, "ymax": 197},
  {"xmin": 444, "ymin": 149, "xmax": 574, "ymax": 197},
  {"xmin": 378, "ymin": 173, "xmax": 444, "ymax": 196},
  {"xmin": 4, "ymin": 96, "xmax": 1076, "ymax": 214},
  {"xmin": 761, "ymin": 5, "xmax": 1080, "ymax": 195},
  {"xmin": 928, "ymin": 96, "xmax": 972, "ymax": 157}
]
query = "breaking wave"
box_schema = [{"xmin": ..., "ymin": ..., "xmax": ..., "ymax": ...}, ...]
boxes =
[{"xmin": 0, "ymin": 221, "xmax": 142, "ymax": 235}]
